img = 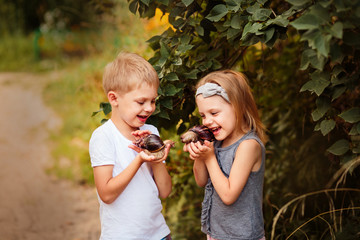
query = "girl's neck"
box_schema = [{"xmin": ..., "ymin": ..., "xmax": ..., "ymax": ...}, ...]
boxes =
[{"xmin": 222, "ymin": 126, "xmax": 250, "ymax": 148}]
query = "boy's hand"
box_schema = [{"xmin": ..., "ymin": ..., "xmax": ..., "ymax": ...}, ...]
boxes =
[
  {"xmin": 131, "ymin": 130, "xmax": 151, "ymax": 140},
  {"xmin": 184, "ymin": 140, "xmax": 214, "ymax": 161},
  {"xmin": 128, "ymin": 139, "xmax": 173, "ymax": 163}
]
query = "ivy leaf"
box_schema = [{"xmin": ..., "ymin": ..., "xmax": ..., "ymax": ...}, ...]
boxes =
[
  {"xmin": 206, "ymin": 4, "xmax": 228, "ymax": 22},
  {"xmin": 339, "ymin": 108, "xmax": 360, "ymax": 123},
  {"xmin": 252, "ymin": 8, "xmax": 272, "ymax": 21},
  {"xmin": 158, "ymin": 109, "xmax": 170, "ymax": 120},
  {"xmin": 163, "ymin": 84, "xmax": 181, "ymax": 96},
  {"xmin": 327, "ymin": 139, "xmax": 350, "ymax": 156},
  {"xmin": 349, "ymin": 123, "xmax": 359, "ymax": 135},
  {"xmin": 226, "ymin": 0, "xmax": 241, "ymax": 12},
  {"xmin": 286, "ymin": 0, "xmax": 311, "ymax": 6},
  {"xmin": 320, "ymin": 119, "xmax": 336, "ymax": 136},
  {"xmin": 140, "ymin": 0, "xmax": 150, "ymax": 6},
  {"xmin": 157, "ymin": 0, "xmax": 169, "ymax": 6},
  {"xmin": 160, "ymin": 97, "xmax": 173, "ymax": 110},
  {"xmin": 330, "ymin": 22, "xmax": 343, "ymax": 39},
  {"xmin": 164, "ymin": 72, "xmax": 179, "ymax": 81},
  {"xmin": 311, "ymin": 96, "xmax": 330, "ymax": 121},
  {"xmin": 182, "ymin": 0, "xmax": 194, "ymax": 7},
  {"xmin": 230, "ymin": 14, "xmax": 242, "ymax": 29},
  {"xmin": 291, "ymin": 14, "xmax": 322, "ymax": 30},
  {"xmin": 331, "ymin": 85, "xmax": 346, "ymax": 101},
  {"xmin": 300, "ymin": 71, "xmax": 330, "ymax": 96},
  {"xmin": 300, "ymin": 48, "xmax": 326, "ymax": 71}
]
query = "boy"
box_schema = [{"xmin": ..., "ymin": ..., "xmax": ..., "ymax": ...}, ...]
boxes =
[{"xmin": 89, "ymin": 52, "xmax": 172, "ymax": 240}]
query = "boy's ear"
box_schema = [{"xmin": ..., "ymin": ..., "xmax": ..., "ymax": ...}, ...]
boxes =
[{"xmin": 107, "ymin": 91, "xmax": 118, "ymax": 106}]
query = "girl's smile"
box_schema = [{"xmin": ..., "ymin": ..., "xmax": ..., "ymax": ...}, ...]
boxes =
[{"xmin": 196, "ymin": 94, "xmax": 241, "ymax": 147}]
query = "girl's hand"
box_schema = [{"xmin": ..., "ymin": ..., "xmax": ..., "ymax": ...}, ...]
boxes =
[{"xmin": 184, "ymin": 140, "xmax": 214, "ymax": 161}]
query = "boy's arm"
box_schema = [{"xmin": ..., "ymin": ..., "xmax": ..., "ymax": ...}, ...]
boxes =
[
  {"xmin": 93, "ymin": 152, "xmax": 155, "ymax": 204},
  {"xmin": 151, "ymin": 161, "xmax": 172, "ymax": 199}
]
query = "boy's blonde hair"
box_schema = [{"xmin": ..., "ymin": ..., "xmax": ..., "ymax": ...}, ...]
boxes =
[
  {"xmin": 103, "ymin": 52, "xmax": 159, "ymax": 94},
  {"xmin": 196, "ymin": 70, "xmax": 267, "ymax": 143}
]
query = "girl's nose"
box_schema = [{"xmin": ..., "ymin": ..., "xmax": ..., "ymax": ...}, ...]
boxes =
[{"xmin": 203, "ymin": 117, "xmax": 213, "ymax": 126}]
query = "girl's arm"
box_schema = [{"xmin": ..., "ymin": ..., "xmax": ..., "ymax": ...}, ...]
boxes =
[
  {"xmin": 205, "ymin": 139, "xmax": 262, "ymax": 205},
  {"xmin": 93, "ymin": 151, "xmax": 159, "ymax": 204},
  {"xmin": 184, "ymin": 142, "xmax": 212, "ymax": 187}
]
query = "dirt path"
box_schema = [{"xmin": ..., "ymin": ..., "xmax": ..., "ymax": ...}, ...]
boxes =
[{"xmin": 0, "ymin": 73, "xmax": 100, "ymax": 240}]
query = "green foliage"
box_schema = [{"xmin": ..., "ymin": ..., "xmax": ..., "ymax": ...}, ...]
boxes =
[{"xmin": 124, "ymin": 0, "xmax": 360, "ymax": 238}]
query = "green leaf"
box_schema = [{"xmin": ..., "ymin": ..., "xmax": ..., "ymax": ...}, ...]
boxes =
[
  {"xmin": 158, "ymin": 109, "xmax": 170, "ymax": 120},
  {"xmin": 178, "ymin": 44, "xmax": 194, "ymax": 53},
  {"xmin": 163, "ymin": 84, "xmax": 180, "ymax": 96},
  {"xmin": 164, "ymin": 72, "xmax": 179, "ymax": 81},
  {"xmin": 327, "ymin": 139, "xmax": 350, "ymax": 155},
  {"xmin": 129, "ymin": 0, "xmax": 139, "ymax": 14},
  {"xmin": 330, "ymin": 22, "xmax": 343, "ymax": 39},
  {"xmin": 227, "ymin": 28, "xmax": 242, "ymax": 39},
  {"xmin": 160, "ymin": 42, "xmax": 170, "ymax": 58},
  {"xmin": 311, "ymin": 96, "xmax": 330, "ymax": 121},
  {"xmin": 140, "ymin": 0, "xmax": 150, "ymax": 6},
  {"xmin": 331, "ymin": 85, "xmax": 346, "ymax": 101},
  {"xmin": 300, "ymin": 71, "xmax": 330, "ymax": 96},
  {"xmin": 160, "ymin": 97, "xmax": 173, "ymax": 110},
  {"xmin": 252, "ymin": 8, "xmax": 272, "ymax": 21},
  {"xmin": 206, "ymin": 4, "xmax": 228, "ymax": 22},
  {"xmin": 301, "ymin": 29, "xmax": 331, "ymax": 57},
  {"xmin": 230, "ymin": 14, "xmax": 242, "ymax": 29},
  {"xmin": 286, "ymin": 0, "xmax": 311, "ymax": 6},
  {"xmin": 226, "ymin": 0, "xmax": 241, "ymax": 12},
  {"xmin": 195, "ymin": 25, "xmax": 204, "ymax": 36},
  {"xmin": 339, "ymin": 108, "xmax": 360, "ymax": 123},
  {"xmin": 246, "ymin": 2, "xmax": 261, "ymax": 14},
  {"xmin": 158, "ymin": 0, "xmax": 169, "ymax": 5},
  {"xmin": 182, "ymin": 0, "xmax": 194, "ymax": 7},
  {"xmin": 349, "ymin": 123, "xmax": 359, "ymax": 135},
  {"xmin": 266, "ymin": 16, "xmax": 289, "ymax": 27},
  {"xmin": 320, "ymin": 119, "xmax": 336, "ymax": 136},
  {"xmin": 291, "ymin": 14, "xmax": 322, "ymax": 30},
  {"xmin": 300, "ymin": 48, "xmax": 326, "ymax": 71}
]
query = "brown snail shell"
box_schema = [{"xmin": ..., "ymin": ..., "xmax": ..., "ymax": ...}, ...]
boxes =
[
  {"xmin": 134, "ymin": 134, "xmax": 166, "ymax": 159},
  {"xmin": 180, "ymin": 125, "xmax": 215, "ymax": 144}
]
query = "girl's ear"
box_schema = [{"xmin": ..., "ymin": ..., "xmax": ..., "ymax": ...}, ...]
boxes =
[{"xmin": 107, "ymin": 91, "xmax": 118, "ymax": 106}]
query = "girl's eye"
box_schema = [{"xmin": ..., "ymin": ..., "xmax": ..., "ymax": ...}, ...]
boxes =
[
  {"xmin": 211, "ymin": 112, "xmax": 218, "ymax": 116},
  {"xmin": 137, "ymin": 101, "xmax": 144, "ymax": 105}
]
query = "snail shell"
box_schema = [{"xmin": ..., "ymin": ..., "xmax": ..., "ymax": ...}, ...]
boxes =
[
  {"xmin": 180, "ymin": 125, "xmax": 215, "ymax": 144},
  {"xmin": 134, "ymin": 134, "xmax": 166, "ymax": 159}
]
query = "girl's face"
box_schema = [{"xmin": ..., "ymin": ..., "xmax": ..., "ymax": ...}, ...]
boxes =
[
  {"xmin": 114, "ymin": 83, "xmax": 157, "ymax": 132},
  {"xmin": 196, "ymin": 94, "xmax": 240, "ymax": 147}
]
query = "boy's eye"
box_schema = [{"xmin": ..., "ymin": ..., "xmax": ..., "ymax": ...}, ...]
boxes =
[
  {"xmin": 211, "ymin": 112, "xmax": 218, "ymax": 115},
  {"xmin": 137, "ymin": 101, "xmax": 144, "ymax": 105}
]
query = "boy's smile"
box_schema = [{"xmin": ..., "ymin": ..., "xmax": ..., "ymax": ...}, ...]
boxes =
[{"xmin": 109, "ymin": 83, "xmax": 158, "ymax": 138}]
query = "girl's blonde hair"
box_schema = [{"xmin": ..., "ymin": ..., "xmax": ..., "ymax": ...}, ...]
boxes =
[
  {"xmin": 103, "ymin": 52, "xmax": 159, "ymax": 94},
  {"xmin": 196, "ymin": 70, "xmax": 267, "ymax": 143}
]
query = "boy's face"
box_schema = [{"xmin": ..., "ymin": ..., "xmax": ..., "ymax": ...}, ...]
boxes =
[{"xmin": 114, "ymin": 83, "xmax": 157, "ymax": 131}]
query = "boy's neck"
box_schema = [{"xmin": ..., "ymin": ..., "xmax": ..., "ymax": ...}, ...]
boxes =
[{"xmin": 110, "ymin": 116, "xmax": 139, "ymax": 141}]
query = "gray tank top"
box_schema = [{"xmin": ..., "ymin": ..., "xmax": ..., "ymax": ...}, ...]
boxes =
[{"xmin": 201, "ymin": 130, "xmax": 265, "ymax": 240}]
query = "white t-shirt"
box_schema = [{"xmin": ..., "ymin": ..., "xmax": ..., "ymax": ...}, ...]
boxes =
[{"xmin": 89, "ymin": 119, "xmax": 170, "ymax": 240}]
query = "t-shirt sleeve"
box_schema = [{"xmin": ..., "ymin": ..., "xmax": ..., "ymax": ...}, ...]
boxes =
[{"xmin": 89, "ymin": 128, "xmax": 115, "ymax": 167}]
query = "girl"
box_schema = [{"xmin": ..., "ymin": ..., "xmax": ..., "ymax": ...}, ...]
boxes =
[{"xmin": 183, "ymin": 70, "xmax": 266, "ymax": 240}]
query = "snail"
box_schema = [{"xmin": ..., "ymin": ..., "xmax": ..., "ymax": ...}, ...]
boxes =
[
  {"xmin": 134, "ymin": 134, "xmax": 174, "ymax": 159},
  {"xmin": 180, "ymin": 125, "xmax": 215, "ymax": 144}
]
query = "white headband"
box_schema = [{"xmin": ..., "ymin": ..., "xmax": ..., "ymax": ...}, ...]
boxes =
[{"xmin": 195, "ymin": 83, "xmax": 230, "ymax": 102}]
